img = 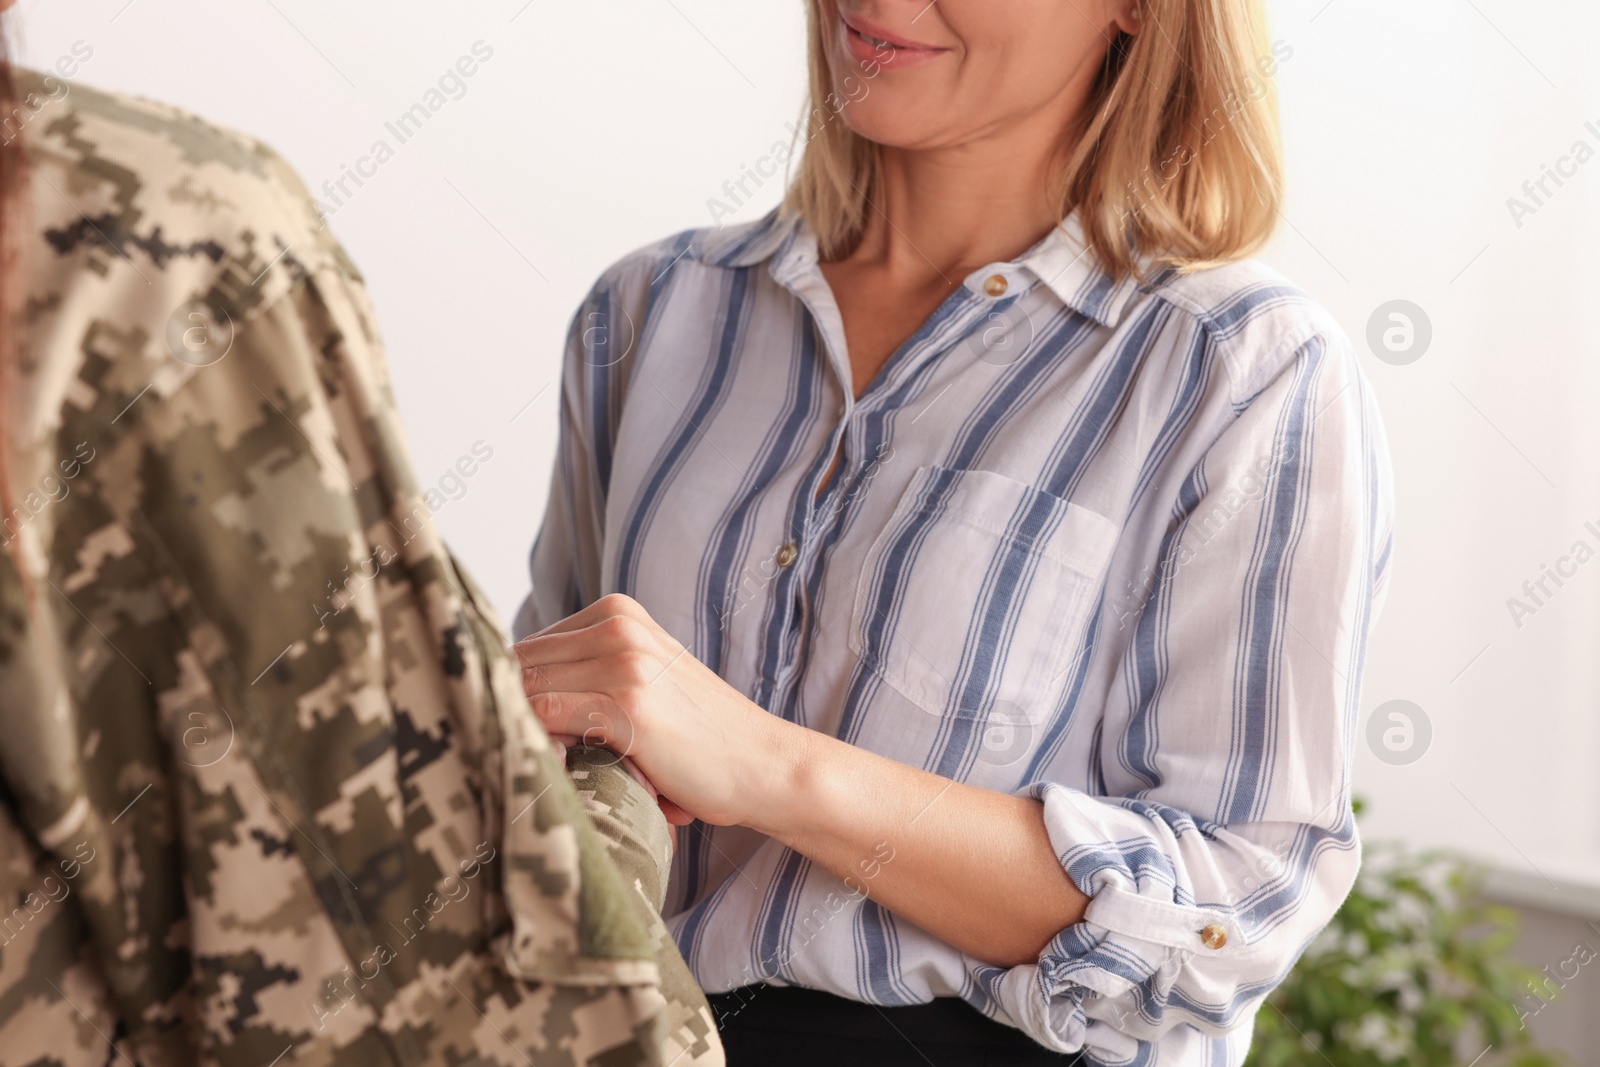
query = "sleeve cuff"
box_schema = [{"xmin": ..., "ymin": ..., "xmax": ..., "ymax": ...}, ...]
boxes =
[{"xmin": 1009, "ymin": 782, "xmax": 1246, "ymax": 1043}]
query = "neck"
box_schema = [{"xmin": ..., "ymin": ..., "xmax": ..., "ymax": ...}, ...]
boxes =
[
  {"xmin": 858, "ymin": 144, "xmax": 1059, "ymax": 282},
  {"xmin": 843, "ymin": 64, "xmax": 1105, "ymax": 282}
]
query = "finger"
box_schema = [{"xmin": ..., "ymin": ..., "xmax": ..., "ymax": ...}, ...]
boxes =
[
  {"xmin": 524, "ymin": 592, "xmax": 648, "ymax": 640},
  {"xmin": 521, "ymin": 656, "xmax": 633, "ymax": 699},
  {"xmin": 658, "ymin": 797, "xmax": 695, "ymax": 826},
  {"xmin": 514, "ymin": 614, "xmax": 652, "ymax": 672},
  {"xmin": 525, "ymin": 691, "xmax": 638, "ymax": 754},
  {"xmin": 514, "ymin": 620, "xmax": 617, "ymax": 673}
]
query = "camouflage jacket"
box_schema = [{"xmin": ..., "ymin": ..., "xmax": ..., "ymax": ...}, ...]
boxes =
[{"xmin": 0, "ymin": 69, "xmax": 720, "ymax": 1067}]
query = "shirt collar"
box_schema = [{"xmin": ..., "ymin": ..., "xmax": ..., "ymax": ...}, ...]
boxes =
[
  {"xmin": 695, "ymin": 207, "xmax": 1142, "ymax": 330},
  {"xmin": 1015, "ymin": 213, "xmax": 1143, "ymax": 329}
]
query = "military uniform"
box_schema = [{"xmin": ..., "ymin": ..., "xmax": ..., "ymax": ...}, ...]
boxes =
[{"xmin": 0, "ymin": 69, "xmax": 721, "ymax": 1067}]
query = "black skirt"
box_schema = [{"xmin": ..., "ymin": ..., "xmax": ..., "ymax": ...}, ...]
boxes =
[{"xmin": 707, "ymin": 984, "xmax": 1090, "ymax": 1066}]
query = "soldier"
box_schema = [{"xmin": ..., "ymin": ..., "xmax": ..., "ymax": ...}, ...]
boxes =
[{"xmin": 0, "ymin": 38, "xmax": 722, "ymax": 1067}]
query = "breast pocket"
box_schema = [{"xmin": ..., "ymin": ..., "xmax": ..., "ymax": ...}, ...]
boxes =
[{"xmin": 847, "ymin": 465, "xmax": 1120, "ymax": 724}]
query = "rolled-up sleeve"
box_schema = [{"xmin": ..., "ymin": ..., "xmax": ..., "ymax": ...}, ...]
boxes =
[{"xmin": 980, "ymin": 328, "xmax": 1394, "ymax": 1055}]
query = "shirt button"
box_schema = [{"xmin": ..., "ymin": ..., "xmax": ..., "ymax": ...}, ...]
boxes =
[
  {"xmin": 776, "ymin": 543, "xmax": 799, "ymax": 568},
  {"xmin": 1199, "ymin": 924, "xmax": 1228, "ymax": 950},
  {"xmin": 983, "ymin": 274, "xmax": 1009, "ymax": 298}
]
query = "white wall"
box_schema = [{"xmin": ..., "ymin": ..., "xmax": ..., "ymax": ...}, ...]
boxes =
[{"xmin": 12, "ymin": 0, "xmax": 1600, "ymax": 889}]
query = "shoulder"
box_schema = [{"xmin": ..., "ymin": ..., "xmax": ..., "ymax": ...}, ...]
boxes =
[
  {"xmin": 583, "ymin": 210, "xmax": 796, "ymax": 304},
  {"xmin": 20, "ymin": 69, "xmax": 352, "ymax": 306},
  {"xmin": 16, "ymin": 72, "xmax": 372, "ymax": 437},
  {"xmin": 1134, "ymin": 257, "xmax": 1354, "ymax": 405}
]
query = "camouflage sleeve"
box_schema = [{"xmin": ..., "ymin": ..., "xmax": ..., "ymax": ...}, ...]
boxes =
[
  {"xmin": 0, "ymin": 791, "xmax": 113, "ymax": 1067},
  {"xmin": 1, "ymin": 68, "xmax": 721, "ymax": 1067},
  {"xmin": 566, "ymin": 747, "xmax": 719, "ymax": 1066}
]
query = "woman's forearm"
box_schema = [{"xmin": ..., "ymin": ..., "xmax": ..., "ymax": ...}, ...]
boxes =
[
  {"xmin": 752, "ymin": 720, "xmax": 1089, "ymax": 969},
  {"xmin": 517, "ymin": 596, "xmax": 1089, "ymax": 968}
]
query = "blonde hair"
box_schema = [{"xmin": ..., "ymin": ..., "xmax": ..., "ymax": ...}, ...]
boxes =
[{"xmin": 783, "ymin": 0, "xmax": 1284, "ymax": 280}]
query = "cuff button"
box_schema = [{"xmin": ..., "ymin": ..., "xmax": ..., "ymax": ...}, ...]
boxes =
[{"xmin": 1199, "ymin": 924, "xmax": 1228, "ymax": 950}]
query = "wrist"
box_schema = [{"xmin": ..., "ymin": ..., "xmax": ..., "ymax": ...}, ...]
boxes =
[{"xmin": 736, "ymin": 713, "xmax": 830, "ymax": 842}]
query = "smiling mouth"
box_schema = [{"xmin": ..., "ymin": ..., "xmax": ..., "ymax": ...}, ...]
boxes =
[
  {"xmin": 837, "ymin": 11, "xmax": 948, "ymax": 67},
  {"xmin": 851, "ymin": 27, "xmax": 898, "ymax": 50}
]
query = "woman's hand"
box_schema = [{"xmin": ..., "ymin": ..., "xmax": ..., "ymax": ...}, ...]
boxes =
[
  {"xmin": 515, "ymin": 593, "xmax": 804, "ymax": 828},
  {"xmin": 518, "ymin": 595, "xmax": 1087, "ymax": 967}
]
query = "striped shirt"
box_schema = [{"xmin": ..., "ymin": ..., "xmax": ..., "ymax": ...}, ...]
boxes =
[{"xmin": 514, "ymin": 207, "xmax": 1394, "ymax": 1065}]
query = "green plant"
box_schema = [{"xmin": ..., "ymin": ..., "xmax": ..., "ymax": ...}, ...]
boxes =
[{"xmin": 1246, "ymin": 808, "xmax": 1566, "ymax": 1067}]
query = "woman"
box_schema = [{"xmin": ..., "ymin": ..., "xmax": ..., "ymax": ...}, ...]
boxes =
[
  {"xmin": 0, "ymin": 19, "xmax": 721, "ymax": 1067},
  {"xmin": 514, "ymin": 0, "xmax": 1393, "ymax": 1064}
]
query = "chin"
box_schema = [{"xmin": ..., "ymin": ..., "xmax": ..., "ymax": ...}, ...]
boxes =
[{"xmin": 834, "ymin": 94, "xmax": 945, "ymax": 151}]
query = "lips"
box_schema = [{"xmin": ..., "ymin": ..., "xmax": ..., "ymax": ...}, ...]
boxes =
[{"xmin": 838, "ymin": 9, "xmax": 949, "ymax": 69}]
